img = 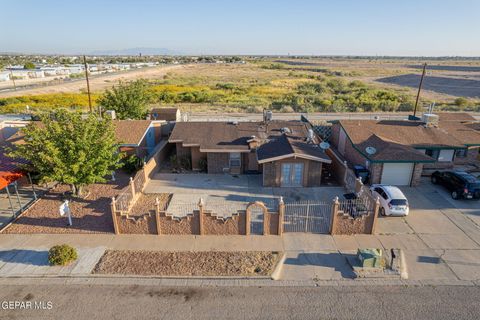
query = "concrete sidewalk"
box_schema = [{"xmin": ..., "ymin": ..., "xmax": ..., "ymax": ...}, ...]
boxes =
[{"xmin": 1, "ymin": 232, "xmax": 479, "ymax": 283}]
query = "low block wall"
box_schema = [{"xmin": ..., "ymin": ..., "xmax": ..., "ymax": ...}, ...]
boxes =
[
  {"xmin": 158, "ymin": 212, "xmax": 200, "ymax": 235},
  {"xmin": 203, "ymin": 212, "xmax": 246, "ymax": 235},
  {"xmin": 117, "ymin": 214, "xmax": 157, "ymax": 235},
  {"xmin": 331, "ymin": 212, "xmax": 375, "ymax": 235}
]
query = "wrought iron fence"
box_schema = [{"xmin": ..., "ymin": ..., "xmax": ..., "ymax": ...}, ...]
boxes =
[{"xmin": 284, "ymin": 200, "xmax": 332, "ymax": 234}]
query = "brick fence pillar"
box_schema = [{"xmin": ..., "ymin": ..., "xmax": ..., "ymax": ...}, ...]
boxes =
[
  {"xmin": 370, "ymin": 196, "xmax": 381, "ymax": 235},
  {"xmin": 155, "ymin": 197, "xmax": 161, "ymax": 235},
  {"xmin": 129, "ymin": 177, "xmax": 136, "ymax": 200},
  {"xmin": 198, "ymin": 198, "xmax": 204, "ymax": 235},
  {"xmin": 245, "ymin": 207, "xmax": 250, "ymax": 236},
  {"xmin": 329, "ymin": 196, "xmax": 339, "ymax": 235},
  {"xmin": 278, "ymin": 197, "xmax": 285, "ymax": 236},
  {"xmin": 110, "ymin": 197, "xmax": 120, "ymax": 235}
]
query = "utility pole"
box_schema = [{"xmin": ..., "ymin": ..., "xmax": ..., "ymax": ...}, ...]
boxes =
[
  {"xmin": 413, "ymin": 63, "xmax": 427, "ymax": 118},
  {"xmin": 9, "ymin": 70, "xmax": 16, "ymax": 91},
  {"xmin": 83, "ymin": 55, "xmax": 93, "ymax": 113}
]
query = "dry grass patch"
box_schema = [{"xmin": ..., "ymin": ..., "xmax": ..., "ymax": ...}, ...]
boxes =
[{"xmin": 93, "ymin": 250, "xmax": 280, "ymax": 276}]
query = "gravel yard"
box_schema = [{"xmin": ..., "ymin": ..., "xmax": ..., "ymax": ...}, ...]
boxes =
[
  {"xmin": 93, "ymin": 250, "xmax": 280, "ymax": 276},
  {"xmin": 128, "ymin": 193, "xmax": 171, "ymax": 217},
  {"xmin": 3, "ymin": 172, "xmax": 130, "ymax": 234}
]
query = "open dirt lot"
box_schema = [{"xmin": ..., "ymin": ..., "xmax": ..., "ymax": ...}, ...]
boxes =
[
  {"xmin": 93, "ymin": 250, "xmax": 279, "ymax": 276},
  {"xmin": 0, "ymin": 64, "xmax": 187, "ymax": 97},
  {"xmin": 2, "ymin": 171, "xmax": 130, "ymax": 234}
]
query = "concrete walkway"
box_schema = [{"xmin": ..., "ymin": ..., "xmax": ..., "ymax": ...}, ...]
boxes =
[{"xmin": 1, "ymin": 232, "xmax": 479, "ymax": 283}]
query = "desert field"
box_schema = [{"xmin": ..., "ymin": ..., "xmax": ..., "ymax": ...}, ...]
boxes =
[{"xmin": 1, "ymin": 57, "xmax": 479, "ymax": 114}]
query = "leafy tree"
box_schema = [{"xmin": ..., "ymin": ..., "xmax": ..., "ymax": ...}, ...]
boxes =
[
  {"xmin": 23, "ymin": 62, "xmax": 35, "ymax": 69},
  {"xmin": 454, "ymin": 97, "xmax": 469, "ymax": 107},
  {"xmin": 98, "ymin": 79, "xmax": 152, "ymax": 119},
  {"xmin": 8, "ymin": 110, "xmax": 121, "ymax": 196}
]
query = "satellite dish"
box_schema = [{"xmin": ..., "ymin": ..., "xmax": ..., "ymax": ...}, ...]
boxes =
[
  {"xmin": 319, "ymin": 142, "xmax": 330, "ymax": 150},
  {"xmin": 365, "ymin": 146, "xmax": 377, "ymax": 155}
]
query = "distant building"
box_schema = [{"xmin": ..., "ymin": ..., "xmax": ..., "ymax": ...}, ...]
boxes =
[{"xmin": 0, "ymin": 72, "xmax": 10, "ymax": 82}]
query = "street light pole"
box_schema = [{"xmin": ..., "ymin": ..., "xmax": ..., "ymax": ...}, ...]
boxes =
[
  {"xmin": 413, "ymin": 63, "xmax": 427, "ymax": 118},
  {"xmin": 83, "ymin": 55, "xmax": 93, "ymax": 113}
]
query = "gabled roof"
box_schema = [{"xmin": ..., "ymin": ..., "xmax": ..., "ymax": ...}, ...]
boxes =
[
  {"xmin": 339, "ymin": 120, "xmax": 465, "ymax": 150},
  {"xmin": 169, "ymin": 120, "xmax": 311, "ymax": 152},
  {"xmin": 435, "ymin": 113, "xmax": 480, "ymax": 146},
  {"xmin": 6, "ymin": 120, "xmax": 152, "ymax": 147},
  {"xmin": 257, "ymin": 134, "xmax": 332, "ymax": 164},
  {"xmin": 114, "ymin": 120, "xmax": 152, "ymax": 146}
]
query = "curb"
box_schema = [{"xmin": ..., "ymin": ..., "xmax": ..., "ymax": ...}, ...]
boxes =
[{"xmin": 270, "ymin": 252, "xmax": 286, "ymax": 280}]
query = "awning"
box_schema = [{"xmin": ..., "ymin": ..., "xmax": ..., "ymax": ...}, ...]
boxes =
[{"xmin": 0, "ymin": 170, "xmax": 24, "ymax": 189}]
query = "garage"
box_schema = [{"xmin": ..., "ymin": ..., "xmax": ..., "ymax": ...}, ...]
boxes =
[{"xmin": 381, "ymin": 163, "xmax": 414, "ymax": 186}]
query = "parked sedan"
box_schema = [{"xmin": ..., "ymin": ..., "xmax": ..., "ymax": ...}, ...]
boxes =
[
  {"xmin": 370, "ymin": 185, "xmax": 409, "ymax": 216},
  {"xmin": 431, "ymin": 170, "xmax": 480, "ymax": 200}
]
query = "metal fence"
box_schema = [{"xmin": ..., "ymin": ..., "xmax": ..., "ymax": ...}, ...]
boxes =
[{"xmin": 284, "ymin": 200, "xmax": 332, "ymax": 234}]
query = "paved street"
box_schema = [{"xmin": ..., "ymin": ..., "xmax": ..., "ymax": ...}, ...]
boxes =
[{"xmin": 0, "ymin": 282, "xmax": 479, "ymax": 319}]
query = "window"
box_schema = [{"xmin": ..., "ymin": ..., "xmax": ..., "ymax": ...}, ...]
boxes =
[
  {"xmin": 229, "ymin": 152, "xmax": 241, "ymax": 167},
  {"xmin": 455, "ymin": 149, "xmax": 468, "ymax": 158},
  {"xmin": 425, "ymin": 149, "xmax": 440, "ymax": 159}
]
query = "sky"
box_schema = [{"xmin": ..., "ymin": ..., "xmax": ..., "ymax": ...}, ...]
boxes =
[{"xmin": 1, "ymin": 0, "xmax": 480, "ymax": 56}]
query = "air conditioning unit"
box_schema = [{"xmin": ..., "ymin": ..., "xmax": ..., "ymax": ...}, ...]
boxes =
[{"xmin": 422, "ymin": 113, "xmax": 439, "ymax": 127}]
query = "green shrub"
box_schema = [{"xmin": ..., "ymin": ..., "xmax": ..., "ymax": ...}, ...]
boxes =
[
  {"xmin": 122, "ymin": 155, "xmax": 143, "ymax": 174},
  {"xmin": 198, "ymin": 158, "xmax": 208, "ymax": 172},
  {"xmin": 48, "ymin": 244, "xmax": 78, "ymax": 266}
]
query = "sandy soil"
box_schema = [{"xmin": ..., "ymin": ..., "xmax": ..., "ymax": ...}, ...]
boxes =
[
  {"xmin": 3, "ymin": 171, "xmax": 130, "ymax": 234},
  {"xmin": 93, "ymin": 250, "xmax": 279, "ymax": 276},
  {"xmin": 0, "ymin": 64, "xmax": 187, "ymax": 98}
]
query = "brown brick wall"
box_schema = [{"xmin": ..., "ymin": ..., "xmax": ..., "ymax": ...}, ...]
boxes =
[
  {"xmin": 191, "ymin": 147, "xmax": 205, "ymax": 171},
  {"xmin": 307, "ymin": 161, "xmax": 323, "ymax": 187},
  {"xmin": 369, "ymin": 163, "xmax": 383, "ymax": 184},
  {"xmin": 411, "ymin": 163, "xmax": 423, "ymax": 186},
  {"xmin": 203, "ymin": 212, "xmax": 246, "ymax": 235},
  {"xmin": 207, "ymin": 153, "xmax": 230, "ymax": 173},
  {"xmin": 117, "ymin": 215, "xmax": 157, "ymax": 234},
  {"xmin": 333, "ymin": 213, "xmax": 375, "ymax": 235},
  {"xmin": 176, "ymin": 143, "xmax": 191, "ymax": 158},
  {"xmin": 159, "ymin": 212, "xmax": 200, "ymax": 235},
  {"xmin": 454, "ymin": 147, "xmax": 480, "ymax": 165}
]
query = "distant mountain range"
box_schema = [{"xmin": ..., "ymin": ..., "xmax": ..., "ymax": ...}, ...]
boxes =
[{"xmin": 89, "ymin": 47, "xmax": 181, "ymax": 56}]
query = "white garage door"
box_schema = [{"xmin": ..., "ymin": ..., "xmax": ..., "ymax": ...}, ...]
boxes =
[{"xmin": 381, "ymin": 163, "xmax": 414, "ymax": 186}]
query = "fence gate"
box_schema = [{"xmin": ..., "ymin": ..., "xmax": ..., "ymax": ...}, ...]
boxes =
[{"xmin": 283, "ymin": 201, "xmax": 332, "ymax": 234}]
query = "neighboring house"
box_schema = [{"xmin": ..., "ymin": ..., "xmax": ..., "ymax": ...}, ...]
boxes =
[
  {"xmin": 149, "ymin": 107, "xmax": 181, "ymax": 122},
  {"xmin": 330, "ymin": 113, "xmax": 480, "ymax": 186},
  {"xmin": 113, "ymin": 120, "xmax": 169, "ymax": 159},
  {"xmin": 169, "ymin": 120, "xmax": 332, "ymax": 187},
  {"xmin": 4, "ymin": 120, "xmax": 166, "ymax": 160}
]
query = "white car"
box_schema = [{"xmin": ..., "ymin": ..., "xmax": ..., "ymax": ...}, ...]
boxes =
[{"xmin": 370, "ymin": 185, "xmax": 409, "ymax": 216}]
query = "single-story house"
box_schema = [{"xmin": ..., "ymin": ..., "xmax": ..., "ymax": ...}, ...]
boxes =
[
  {"xmin": 169, "ymin": 120, "xmax": 332, "ymax": 187},
  {"xmin": 5, "ymin": 119, "xmax": 167, "ymax": 160},
  {"xmin": 149, "ymin": 107, "xmax": 181, "ymax": 122},
  {"xmin": 330, "ymin": 113, "xmax": 480, "ymax": 186}
]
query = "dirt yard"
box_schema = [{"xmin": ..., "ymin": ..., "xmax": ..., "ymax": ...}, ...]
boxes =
[
  {"xmin": 3, "ymin": 171, "xmax": 130, "ymax": 234},
  {"xmin": 93, "ymin": 250, "xmax": 279, "ymax": 276},
  {"xmin": 0, "ymin": 64, "xmax": 187, "ymax": 97}
]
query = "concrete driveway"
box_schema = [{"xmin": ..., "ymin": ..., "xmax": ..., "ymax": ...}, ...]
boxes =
[{"xmin": 144, "ymin": 173, "xmax": 344, "ymax": 216}]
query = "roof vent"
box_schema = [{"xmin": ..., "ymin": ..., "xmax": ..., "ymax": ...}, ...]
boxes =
[
  {"xmin": 306, "ymin": 129, "xmax": 315, "ymax": 143},
  {"xmin": 280, "ymin": 127, "xmax": 291, "ymax": 134},
  {"xmin": 365, "ymin": 146, "xmax": 377, "ymax": 155}
]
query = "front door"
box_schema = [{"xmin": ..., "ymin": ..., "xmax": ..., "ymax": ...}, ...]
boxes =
[{"xmin": 281, "ymin": 163, "xmax": 304, "ymax": 187}]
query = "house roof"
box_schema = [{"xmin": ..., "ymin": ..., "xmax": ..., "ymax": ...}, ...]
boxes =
[
  {"xmin": 6, "ymin": 120, "xmax": 152, "ymax": 147},
  {"xmin": 169, "ymin": 120, "xmax": 312, "ymax": 152},
  {"xmin": 338, "ymin": 119, "xmax": 470, "ymax": 162},
  {"xmin": 435, "ymin": 113, "xmax": 480, "ymax": 146},
  {"xmin": 257, "ymin": 134, "xmax": 332, "ymax": 164},
  {"xmin": 150, "ymin": 107, "xmax": 179, "ymax": 121},
  {"xmin": 113, "ymin": 120, "xmax": 152, "ymax": 146}
]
